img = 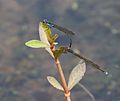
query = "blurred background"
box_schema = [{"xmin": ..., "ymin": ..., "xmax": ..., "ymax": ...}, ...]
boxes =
[{"xmin": 0, "ymin": 0, "xmax": 120, "ymax": 101}]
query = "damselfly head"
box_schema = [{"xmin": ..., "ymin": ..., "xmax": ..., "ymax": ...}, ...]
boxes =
[{"xmin": 43, "ymin": 19, "xmax": 54, "ymax": 27}]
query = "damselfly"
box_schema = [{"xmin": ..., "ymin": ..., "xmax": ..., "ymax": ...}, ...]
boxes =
[
  {"xmin": 43, "ymin": 20, "xmax": 108, "ymax": 75},
  {"xmin": 43, "ymin": 19, "xmax": 75, "ymax": 35},
  {"xmin": 43, "ymin": 19, "xmax": 75, "ymax": 47},
  {"xmin": 64, "ymin": 47, "xmax": 108, "ymax": 75}
]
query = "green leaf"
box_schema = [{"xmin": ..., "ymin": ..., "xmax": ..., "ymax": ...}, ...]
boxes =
[
  {"xmin": 25, "ymin": 40, "xmax": 49, "ymax": 48},
  {"xmin": 39, "ymin": 22, "xmax": 50, "ymax": 44},
  {"xmin": 68, "ymin": 60, "xmax": 86, "ymax": 90},
  {"xmin": 52, "ymin": 34, "xmax": 58, "ymax": 41},
  {"xmin": 47, "ymin": 76, "xmax": 64, "ymax": 91},
  {"xmin": 53, "ymin": 47, "xmax": 65, "ymax": 58},
  {"xmin": 39, "ymin": 22, "xmax": 54, "ymax": 58},
  {"xmin": 39, "ymin": 22, "xmax": 53, "ymax": 43}
]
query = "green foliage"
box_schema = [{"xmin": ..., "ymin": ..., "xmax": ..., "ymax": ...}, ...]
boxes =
[
  {"xmin": 39, "ymin": 22, "xmax": 52, "ymax": 37},
  {"xmin": 25, "ymin": 40, "xmax": 49, "ymax": 48},
  {"xmin": 39, "ymin": 22, "xmax": 53, "ymax": 43},
  {"xmin": 52, "ymin": 34, "xmax": 58, "ymax": 42},
  {"xmin": 53, "ymin": 47, "xmax": 65, "ymax": 58}
]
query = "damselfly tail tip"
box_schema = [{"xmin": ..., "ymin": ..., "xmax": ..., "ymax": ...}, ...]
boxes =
[{"xmin": 104, "ymin": 71, "xmax": 109, "ymax": 76}]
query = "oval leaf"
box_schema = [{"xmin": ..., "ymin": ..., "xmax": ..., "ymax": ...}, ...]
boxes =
[
  {"xmin": 39, "ymin": 22, "xmax": 54, "ymax": 57},
  {"xmin": 39, "ymin": 22, "xmax": 51, "ymax": 45},
  {"xmin": 68, "ymin": 60, "xmax": 86, "ymax": 90},
  {"xmin": 47, "ymin": 76, "xmax": 64, "ymax": 91},
  {"xmin": 25, "ymin": 40, "xmax": 49, "ymax": 48}
]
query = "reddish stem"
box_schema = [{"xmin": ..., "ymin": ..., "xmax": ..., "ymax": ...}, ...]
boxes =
[{"xmin": 50, "ymin": 44, "xmax": 71, "ymax": 101}]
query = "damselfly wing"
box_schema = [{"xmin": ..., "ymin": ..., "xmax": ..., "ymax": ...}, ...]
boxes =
[
  {"xmin": 65, "ymin": 47, "xmax": 108, "ymax": 75},
  {"xmin": 43, "ymin": 19, "xmax": 75, "ymax": 35},
  {"xmin": 43, "ymin": 19, "xmax": 75, "ymax": 47}
]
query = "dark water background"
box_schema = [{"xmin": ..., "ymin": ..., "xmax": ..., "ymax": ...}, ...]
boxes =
[{"xmin": 0, "ymin": 0, "xmax": 120, "ymax": 101}]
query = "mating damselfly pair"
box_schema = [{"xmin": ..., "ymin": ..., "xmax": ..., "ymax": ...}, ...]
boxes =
[{"xmin": 43, "ymin": 19, "xmax": 108, "ymax": 75}]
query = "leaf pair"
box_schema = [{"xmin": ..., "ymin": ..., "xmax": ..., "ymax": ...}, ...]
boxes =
[
  {"xmin": 47, "ymin": 60, "xmax": 86, "ymax": 91},
  {"xmin": 25, "ymin": 21, "xmax": 65, "ymax": 59}
]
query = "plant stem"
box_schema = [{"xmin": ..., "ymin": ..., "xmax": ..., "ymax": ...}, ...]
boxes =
[
  {"xmin": 50, "ymin": 44, "xmax": 71, "ymax": 101},
  {"xmin": 55, "ymin": 58, "xmax": 71, "ymax": 101}
]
